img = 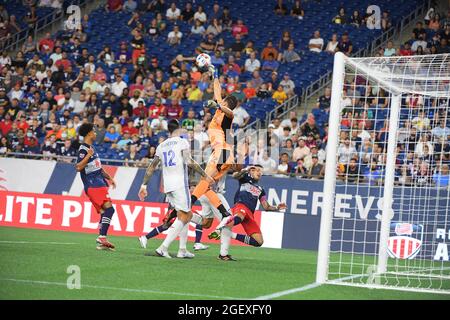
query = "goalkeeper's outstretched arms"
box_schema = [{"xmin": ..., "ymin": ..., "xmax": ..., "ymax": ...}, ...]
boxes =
[{"xmin": 208, "ymin": 64, "xmax": 234, "ymax": 118}]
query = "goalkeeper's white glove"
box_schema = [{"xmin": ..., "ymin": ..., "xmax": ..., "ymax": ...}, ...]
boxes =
[
  {"xmin": 208, "ymin": 64, "xmax": 218, "ymax": 79},
  {"xmin": 206, "ymin": 100, "xmax": 219, "ymax": 109}
]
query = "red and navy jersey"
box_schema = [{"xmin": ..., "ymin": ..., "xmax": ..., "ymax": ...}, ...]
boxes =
[
  {"xmin": 233, "ymin": 173, "xmax": 267, "ymax": 213},
  {"xmin": 77, "ymin": 143, "xmax": 108, "ymax": 191}
]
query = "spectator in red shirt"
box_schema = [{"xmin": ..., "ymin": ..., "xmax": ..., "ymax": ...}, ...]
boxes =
[
  {"xmin": 17, "ymin": 115, "xmax": 29, "ymax": 132},
  {"xmin": 132, "ymin": 100, "xmax": 148, "ymax": 117},
  {"xmin": 106, "ymin": 0, "xmax": 124, "ymax": 12},
  {"xmin": 0, "ymin": 113, "xmax": 13, "ymax": 135},
  {"xmin": 148, "ymin": 97, "xmax": 166, "ymax": 119},
  {"xmin": 38, "ymin": 32, "xmax": 54, "ymax": 55},
  {"xmin": 55, "ymin": 51, "xmax": 71, "ymax": 71},
  {"xmin": 399, "ymin": 42, "xmax": 413, "ymax": 56},
  {"xmin": 122, "ymin": 119, "xmax": 139, "ymax": 135},
  {"xmin": 231, "ymin": 19, "xmax": 248, "ymax": 38},
  {"xmin": 243, "ymin": 81, "xmax": 256, "ymax": 100},
  {"xmin": 24, "ymin": 129, "xmax": 38, "ymax": 147},
  {"xmin": 222, "ymin": 55, "xmax": 241, "ymax": 76},
  {"xmin": 166, "ymin": 99, "xmax": 183, "ymax": 119},
  {"xmin": 93, "ymin": 66, "xmax": 107, "ymax": 82}
]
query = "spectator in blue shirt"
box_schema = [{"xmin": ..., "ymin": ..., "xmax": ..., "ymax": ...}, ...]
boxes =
[
  {"xmin": 433, "ymin": 164, "xmax": 450, "ymax": 187},
  {"xmin": 262, "ymin": 53, "xmax": 279, "ymax": 71}
]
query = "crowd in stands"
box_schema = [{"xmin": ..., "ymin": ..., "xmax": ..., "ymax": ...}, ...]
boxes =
[
  {"xmin": 269, "ymin": 6, "xmax": 450, "ymax": 186},
  {"xmin": 0, "ymin": 0, "xmax": 448, "ymax": 187}
]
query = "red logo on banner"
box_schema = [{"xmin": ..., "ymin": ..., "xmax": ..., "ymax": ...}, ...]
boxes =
[{"xmin": 0, "ymin": 191, "xmax": 260, "ymax": 245}]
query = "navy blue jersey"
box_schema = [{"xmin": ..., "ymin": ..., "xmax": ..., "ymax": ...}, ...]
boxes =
[
  {"xmin": 234, "ymin": 173, "xmax": 267, "ymax": 213},
  {"xmin": 77, "ymin": 143, "xmax": 108, "ymax": 191}
]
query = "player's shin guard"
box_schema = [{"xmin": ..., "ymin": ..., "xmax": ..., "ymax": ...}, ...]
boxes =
[
  {"xmin": 195, "ymin": 224, "xmax": 203, "ymax": 243},
  {"xmin": 161, "ymin": 218, "xmax": 185, "ymax": 249},
  {"xmin": 146, "ymin": 224, "xmax": 168, "ymax": 239},
  {"xmin": 220, "ymin": 227, "xmax": 232, "ymax": 256},
  {"xmin": 99, "ymin": 207, "xmax": 115, "ymax": 236},
  {"xmin": 235, "ymin": 234, "xmax": 261, "ymax": 247},
  {"xmin": 178, "ymin": 224, "xmax": 189, "ymax": 250}
]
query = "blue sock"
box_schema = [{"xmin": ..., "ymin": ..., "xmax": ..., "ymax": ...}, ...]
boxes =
[
  {"xmin": 233, "ymin": 216, "xmax": 242, "ymax": 225},
  {"xmin": 195, "ymin": 224, "xmax": 203, "ymax": 243},
  {"xmin": 99, "ymin": 207, "xmax": 115, "ymax": 236},
  {"xmin": 235, "ymin": 234, "xmax": 260, "ymax": 247},
  {"xmin": 146, "ymin": 224, "xmax": 168, "ymax": 239}
]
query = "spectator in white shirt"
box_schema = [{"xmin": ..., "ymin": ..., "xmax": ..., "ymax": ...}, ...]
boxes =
[
  {"xmin": 194, "ymin": 5, "xmax": 207, "ymax": 24},
  {"xmin": 233, "ymin": 104, "xmax": 250, "ymax": 128},
  {"xmin": 257, "ymin": 150, "xmax": 278, "ymax": 175},
  {"xmin": 431, "ymin": 120, "xmax": 450, "ymax": 139},
  {"xmin": 166, "ymin": 2, "xmax": 180, "ymax": 21},
  {"xmin": 111, "ymin": 74, "xmax": 128, "ymax": 97},
  {"xmin": 244, "ymin": 52, "xmax": 261, "ymax": 73},
  {"xmin": 279, "ymin": 73, "xmax": 295, "ymax": 95},
  {"xmin": 123, "ymin": 0, "xmax": 137, "ymax": 13},
  {"xmin": 309, "ymin": 30, "xmax": 324, "ymax": 53},
  {"xmin": 337, "ymin": 138, "xmax": 357, "ymax": 164},
  {"xmin": 325, "ymin": 33, "xmax": 339, "ymax": 53},
  {"xmin": 167, "ymin": 25, "xmax": 183, "ymax": 46},
  {"xmin": 411, "ymin": 34, "xmax": 428, "ymax": 53}
]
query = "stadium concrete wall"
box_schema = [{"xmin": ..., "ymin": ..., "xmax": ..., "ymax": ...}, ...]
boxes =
[{"xmin": 0, "ymin": 158, "xmax": 448, "ymax": 260}]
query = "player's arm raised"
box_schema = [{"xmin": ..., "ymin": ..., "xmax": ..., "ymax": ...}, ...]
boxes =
[
  {"xmin": 182, "ymin": 149, "xmax": 214, "ymax": 184},
  {"xmin": 75, "ymin": 147, "xmax": 94, "ymax": 172},
  {"xmin": 208, "ymin": 65, "xmax": 234, "ymax": 118},
  {"xmin": 139, "ymin": 156, "xmax": 161, "ymax": 201},
  {"xmin": 232, "ymin": 166, "xmax": 251, "ymax": 180}
]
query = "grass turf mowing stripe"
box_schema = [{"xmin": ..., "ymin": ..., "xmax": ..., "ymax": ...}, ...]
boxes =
[
  {"xmin": 0, "ymin": 278, "xmax": 245, "ymax": 300},
  {"xmin": 0, "ymin": 241, "xmax": 78, "ymax": 245}
]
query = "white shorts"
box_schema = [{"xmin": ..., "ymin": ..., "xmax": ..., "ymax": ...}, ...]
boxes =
[
  {"xmin": 166, "ymin": 187, "xmax": 191, "ymax": 213},
  {"xmin": 198, "ymin": 193, "xmax": 230, "ymax": 221}
]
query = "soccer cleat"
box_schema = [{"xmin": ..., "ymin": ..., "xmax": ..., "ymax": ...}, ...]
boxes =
[
  {"xmin": 193, "ymin": 243, "xmax": 209, "ymax": 251},
  {"xmin": 96, "ymin": 236, "xmax": 115, "ymax": 249},
  {"xmin": 138, "ymin": 236, "xmax": 147, "ymax": 249},
  {"xmin": 208, "ymin": 230, "xmax": 221, "ymax": 240},
  {"xmin": 155, "ymin": 247, "xmax": 172, "ymax": 259},
  {"xmin": 177, "ymin": 250, "xmax": 195, "ymax": 259},
  {"xmin": 218, "ymin": 254, "xmax": 236, "ymax": 261}
]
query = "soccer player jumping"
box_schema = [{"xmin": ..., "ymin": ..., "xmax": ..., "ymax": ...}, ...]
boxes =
[
  {"xmin": 209, "ymin": 165, "xmax": 286, "ymax": 248},
  {"xmin": 76, "ymin": 123, "xmax": 117, "ymax": 251}
]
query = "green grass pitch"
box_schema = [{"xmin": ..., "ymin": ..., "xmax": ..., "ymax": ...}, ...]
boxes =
[{"xmin": 0, "ymin": 226, "xmax": 449, "ymax": 300}]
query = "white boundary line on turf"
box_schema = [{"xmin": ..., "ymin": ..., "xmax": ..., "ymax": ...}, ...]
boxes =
[
  {"xmin": 0, "ymin": 241, "xmax": 79, "ymax": 245},
  {"xmin": 253, "ymin": 274, "xmax": 362, "ymax": 300},
  {"xmin": 0, "ymin": 278, "xmax": 245, "ymax": 300}
]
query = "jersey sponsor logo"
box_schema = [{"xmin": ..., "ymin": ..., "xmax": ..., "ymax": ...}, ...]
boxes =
[
  {"xmin": 388, "ymin": 223, "xmax": 423, "ymax": 260},
  {"xmin": 79, "ymin": 153, "xmax": 85, "ymax": 159},
  {"xmin": 241, "ymin": 183, "xmax": 262, "ymax": 197}
]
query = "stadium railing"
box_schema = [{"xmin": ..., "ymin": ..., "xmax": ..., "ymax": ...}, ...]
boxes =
[{"xmin": 3, "ymin": 0, "xmax": 89, "ymax": 52}]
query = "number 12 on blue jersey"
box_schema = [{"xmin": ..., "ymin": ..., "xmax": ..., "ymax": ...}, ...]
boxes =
[{"xmin": 162, "ymin": 150, "xmax": 176, "ymax": 167}]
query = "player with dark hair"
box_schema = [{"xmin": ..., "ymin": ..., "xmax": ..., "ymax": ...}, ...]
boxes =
[
  {"xmin": 209, "ymin": 165, "xmax": 286, "ymax": 249},
  {"xmin": 76, "ymin": 122, "xmax": 117, "ymax": 250},
  {"xmin": 190, "ymin": 62, "xmax": 238, "ymax": 221},
  {"xmin": 138, "ymin": 119, "xmax": 213, "ymax": 258}
]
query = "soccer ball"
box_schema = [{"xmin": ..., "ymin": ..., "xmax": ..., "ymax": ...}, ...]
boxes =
[{"xmin": 196, "ymin": 53, "xmax": 211, "ymax": 68}]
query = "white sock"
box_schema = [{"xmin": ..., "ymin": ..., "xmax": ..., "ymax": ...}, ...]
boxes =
[
  {"xmin": 231, "ymin": 232, "xmax": 237, "ymax": 239},
  {"xmin": 216, "ymin": 215, "xmax": 232, "ymax": 230},
  {"xmin": 178, "ymin": 223, "xmax": 188, "ymax": 251},
  {"xmin": 220, "ymin": 227, "xmax": 232, "ymax": 256},
  {"xmin": 190, "ymin": 212, "xmax": 203, "ymax": 225},
  {"xmin": 161, "ymin": 218, "xmax": 185, "ymax": 250}
]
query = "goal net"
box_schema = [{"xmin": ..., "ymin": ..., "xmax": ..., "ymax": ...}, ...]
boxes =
[{"xmin": 316, "ymin": 52, "xmax": 450, "ymax": 294}]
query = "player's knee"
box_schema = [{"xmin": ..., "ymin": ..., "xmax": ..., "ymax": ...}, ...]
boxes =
[
  {"xmin": 256, "ymin": 240, "xmax": 263, "ymax": 247},
  {"xmin": 203, "ymin": 218, "xmax": 213, "ymax": 228}
]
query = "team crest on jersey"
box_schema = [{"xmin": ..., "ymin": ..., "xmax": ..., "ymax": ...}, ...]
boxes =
[{"xmin": 387, "ymin": 222, "xmax": 424, "ymax": 260}]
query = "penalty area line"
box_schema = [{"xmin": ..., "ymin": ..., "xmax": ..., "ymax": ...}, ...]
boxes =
[{"xmin": 0, "ymin": 278, "xmax": 245, "ymax": 300}]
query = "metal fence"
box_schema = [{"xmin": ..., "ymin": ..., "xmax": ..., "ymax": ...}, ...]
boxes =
[{"xmin": 2, "ymin": 0, "xmax": 89, "ymax": 53}]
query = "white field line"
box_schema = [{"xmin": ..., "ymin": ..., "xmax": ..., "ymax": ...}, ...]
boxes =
[
  {"xmin": 0, "ymin": 278, "xmax": 245, "ymax": 300},
  {"xmin": 253, "ymin": 274, "xmax": 363, "ymax": 300}
]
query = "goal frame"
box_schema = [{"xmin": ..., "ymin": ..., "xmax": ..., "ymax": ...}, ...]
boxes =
[{"xmin": 315, "ymin": 52, "xmax": 450, "ymax": 295}]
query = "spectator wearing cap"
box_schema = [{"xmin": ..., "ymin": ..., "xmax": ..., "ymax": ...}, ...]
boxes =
[
  {"xmin": 303, "ymin": 144, "xmax": 322, "ymax": 170},
  {"xmin": 337, "ymin": 32, "xmax": 353, "ymax": 56},
  {"xmin": 309, "ymin": 30, "xmax": 324, "ymax": 53},
  {"xmin": 279, "ymin": 73, "xmax": 295, "ymax": 96},
  {"xmin": 307, "ymin": 154, "xmax": 325, "ymax": 180}
]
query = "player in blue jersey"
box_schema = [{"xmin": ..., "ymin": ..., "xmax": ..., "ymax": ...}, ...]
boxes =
[
  {"xmin": 76, "ymin": 123, "xmax": 117, "ymax": 251},
  {"xmin": 209, "ymin": 165, "xmax": 286, "ymax": 248}
]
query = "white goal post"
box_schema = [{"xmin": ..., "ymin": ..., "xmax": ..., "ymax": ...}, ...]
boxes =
[{"xmin": 316, "ymin": 52, "xmax": 450, "ymax": 294}]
